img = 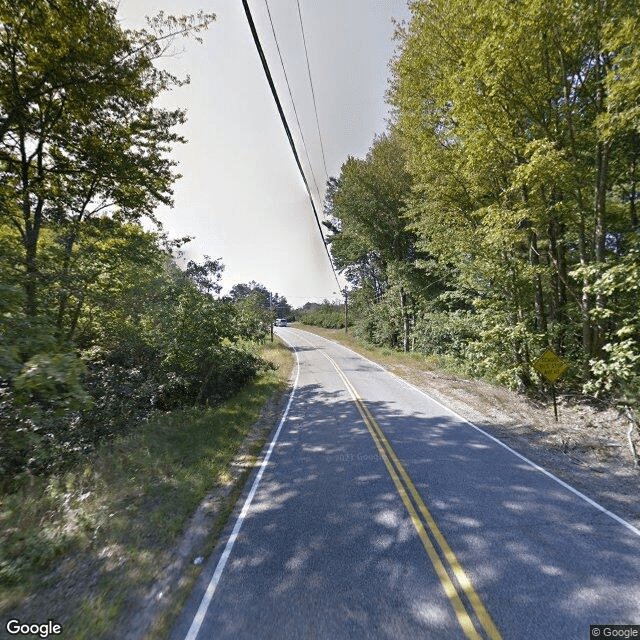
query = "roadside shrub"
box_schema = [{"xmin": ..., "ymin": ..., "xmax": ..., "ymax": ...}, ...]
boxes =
[
  {"xmin": 298, "ymin": 301, "xmax": 345, "ymax": 329},
  {"xmin": 352, "ymin": 301, "xmax": 398, "ymax": 348},
  {"xmin": 412, "ymin": 311, "xmax": 478, "ymax": 359},
  {"xmin": 80, "ymin": 346, "xmax": 162, "ymax": 442},
  {"xmin": 0, "ymin": 348, "xmax": 94, "ymax": 484},
  {"xmin": 197, "ymin": 345, "xmax": 273, "ymax": 406}
]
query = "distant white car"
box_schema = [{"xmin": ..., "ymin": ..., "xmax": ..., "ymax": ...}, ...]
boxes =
[{"xmin": 274, "ymin": 318, "xmax": 288, "ymax": 327}]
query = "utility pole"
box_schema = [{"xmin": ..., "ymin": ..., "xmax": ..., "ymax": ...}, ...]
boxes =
[
  {"xmin": 269, "ymin": 292, "xmax": 273, "ymax": 342},
  {"xmin": 343, "ymin": 289, "xmax": 348, "ymax": 334}
]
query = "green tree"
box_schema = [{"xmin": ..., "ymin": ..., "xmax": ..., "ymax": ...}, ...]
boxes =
[
  {"xmin": 229, "ymin": 281, "xmax": 292, "ymax": 339},
  {"xmin": 0, "ymin": 0, "xmax": 214, "ymax": 321},
  {"xmin": 389, "ymin": 0, "xmax": 640, "ymax": 389},
  {"xmin": 325, "ymin": 133, "xmax": 434, "ymax": 351},
  {"xmin": 297, "ymin": 300, "xmax": 345, "ymax": 329}
]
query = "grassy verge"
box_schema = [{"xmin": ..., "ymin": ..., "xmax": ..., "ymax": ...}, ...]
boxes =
[{"xmin": 0, "ymin": 338, "xmax": 294, "ymax": 639}]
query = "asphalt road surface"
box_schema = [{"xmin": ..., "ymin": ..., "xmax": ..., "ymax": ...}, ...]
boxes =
[{"xmin": 170, "ymin": 327, "xmax": 640, "ymax": 640}]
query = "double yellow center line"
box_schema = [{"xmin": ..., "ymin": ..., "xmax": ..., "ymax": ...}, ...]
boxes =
[{"xmin": 324, "ymin": 353, "xmax": 502, "ymax": 640}]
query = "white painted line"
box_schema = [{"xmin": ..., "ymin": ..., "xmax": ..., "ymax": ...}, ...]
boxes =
[
  {"xmin": 391, "ymin": 374, "xmax": 640, "ymax": 538},
  {"xmin": 183, "ymin": 344, "xmax": 301, "ymax": 640},
  {"xmin": 293, "ymin": 327, "xmax": 640, "ymax": 538}
]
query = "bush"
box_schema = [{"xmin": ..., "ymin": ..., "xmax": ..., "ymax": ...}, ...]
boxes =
[
  {"xmin": 80, "ymin": 346, "xmax": 162, "ymax": 440},
  {"xmin": 351, "ymin": 301, "xmax": 398, "ymax": 348},
  {"xmin": 299, "ymin": 302, "xmax": 345, "ymax": 329},
  {"xmin": 155, "ymin": 343, "xmax": 269, "ymax": 409},
  {"xmin": 196, "ymin": 345, "xmax": 273, "ymax": 406},
  {"xmin": 0, "ymin": 222, "xmax": 290, "ymax": 485},
  {"xmin": 0, "ymin": 347, "xmax": 95, "ymax": 484},
  {"xmin": 412, "ymin": 311, "xmax": 478, "ymax": 359}
]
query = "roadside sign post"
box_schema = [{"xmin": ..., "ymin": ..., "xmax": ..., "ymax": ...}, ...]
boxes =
[{"xmin": 532, "ymin": 349, "xmax": 569, "ymax": 422}]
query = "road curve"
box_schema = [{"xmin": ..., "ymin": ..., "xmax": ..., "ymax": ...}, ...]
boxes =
[{"xmin": 170, "ymin": 327, "xmax": 640, "ymax": 640}]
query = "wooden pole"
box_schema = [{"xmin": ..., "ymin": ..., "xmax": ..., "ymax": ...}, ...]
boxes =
[
  {"xmin": 344, "ymin": 290, "xmax": 348, "ymax": 334},
  {"xmin": 269, "ymin": 292, "xmax": 273, "ymax": 342}
]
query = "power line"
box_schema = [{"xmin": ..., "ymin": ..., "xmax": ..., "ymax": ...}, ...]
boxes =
[
  {"xmin": 263, "ymin": 0, "xmax": 323, "ymax": 206},
  {"xmin": 295, "ymin": 0, "xmax": 329, "ymax": 182},
  {"xmin": 241, "ymin": 0, "xmax": 341, "ymax": 291}
]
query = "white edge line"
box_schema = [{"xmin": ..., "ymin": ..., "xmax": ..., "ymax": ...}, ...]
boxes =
[
  {"xmin": 183, "ymin": 342, "xmax": 301, "ymax": 640},
  {"xmin": 292, "ymin": 327, "xmax": 640, "ymax": 538}
]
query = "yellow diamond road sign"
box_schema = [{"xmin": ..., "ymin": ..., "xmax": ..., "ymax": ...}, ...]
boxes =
[{"xmin": 533, "ymin": 349, "xmax": 568, "ymax": 383}]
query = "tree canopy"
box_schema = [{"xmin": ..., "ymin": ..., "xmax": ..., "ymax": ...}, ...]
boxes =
[
  {"xmin": 320, "ymin": 0, "xmax": 639, "ymax": 409},
  {"xmin": 0, "ymin": 1, "xmax": 290, "ymax": 486}
]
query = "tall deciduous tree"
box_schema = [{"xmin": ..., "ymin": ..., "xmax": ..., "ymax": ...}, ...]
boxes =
[
  {"xmin": 389, "ymin": 0, "xmax": 640, "ymax": 389},
  {"xmin": 0, "ymin": 0, "xmax": 214, "ymax": 322},
  {"xmin": 326, "ymin": 133, "xmax": 433, "ymax": 351}
]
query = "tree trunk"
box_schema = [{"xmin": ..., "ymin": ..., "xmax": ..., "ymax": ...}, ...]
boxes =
[
  {"xmin": 400, "ymin": 287, "xmax": 410, "ymax": 353},
  {"xmin": 630, "ymin": 147, "xmax": 638, "ymax": 229},
  {"xmin": 529, "ymin": 230, "xmax": 548, "ymax": 336},
  {"xmin": 23, "ymin": 196, "xmax": 45, "ymax": 318},
  {"xmin": 594, "ymin": 139, "xmax": 609, "ymax": 264},
  {"xmin": 510, "ymin": 266, "xmax": 533, "ymax": 390},
  {"xmin": 547, "ymin": 215, "xmax": 568, "ymax": 353},
  {"xmin": 578, "ymin": 210, "xmax": 594, "ymax": 362},
  {"xmin": 24, "ymin": 229, "xmax": 39, "ymax": 317},
  {"xmin": 66, "ymin": 295, "xmax": 85, "ymax": 343},
  {"xmin": 20, "ymin": 131, "xmax": 45, "ymax": 318},
  {"xmin": 56, "ymin": 228, "xmax": 79, "ymax": 337}
]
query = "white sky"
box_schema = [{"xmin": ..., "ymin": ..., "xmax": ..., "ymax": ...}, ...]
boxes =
[{"xmin": 117, "ymin": 0, "xmax": 410, "ymax": 306}]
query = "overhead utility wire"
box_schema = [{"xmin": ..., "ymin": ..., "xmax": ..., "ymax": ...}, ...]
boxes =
[
  {"xmin": 241, "ymin": 0, "xmax": 341, "ymax": 290},
  {"xmin": 295, "ymin": 0, "xmax": 329, "ymax": 182},
  {"xmin": 263, "ymin": 0, "xmax": 323, "ymax": 205}
]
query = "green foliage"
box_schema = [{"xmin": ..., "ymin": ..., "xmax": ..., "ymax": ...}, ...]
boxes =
[
  {"xmin": 412, "ymin": 311, "xmax": 478, "ymax": 360},
  {"xmin": 0, "ymin": 1, "xmax": 295, "ymax": 487},
  {"xmin": 583, "ymin": 246, "xmax": 640, "ymax": 404},
  {"xmin": 298, "ymin": 301, "xmax": 345, "ymax": 329},
  {"xmin": 229, "ymin": 281, "xmax": 293, "ymax": 339},
  {"xmin": 0, "ymin": 0, "xmax": 214, "ymax": 324},
  {"xmin": 196, "ymin": 343, "xmax": 273, "ymax": 406},
  {"xmin": 352, "ymin": 301, "xmax": 397, "ymax": 348},
  {"xmin": 378, "ymin": 0, "xmax": 640, "ymax": 395},
  {"xmin": 0, "ymin": 212, "xmax": 282, "ymax": 484},
  {"xmin": 326, "ymin": 133, "xmax": 416, "ymax": 288},
  {"xmin": 320, "ymin": 0, "xmax": 640, "ymax": 402},
  {"xmin": 13, "ymin": 353, "xmax": 90, "ymax": 411},
  {"xmin": 325, "ymin": 134, "xmax": 439, "ymax": 352}
]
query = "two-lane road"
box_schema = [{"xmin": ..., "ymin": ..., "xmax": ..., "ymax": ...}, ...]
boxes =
[{"xmin": 170, "ymin": 328, "xmax": 640, "ymax": 639}]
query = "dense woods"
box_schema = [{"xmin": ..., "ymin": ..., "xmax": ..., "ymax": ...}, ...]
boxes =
[
  {"xmin": 0, "ymin": 1, "xmax": 285, "ymax": 485},
  {"xmin": 324, "ymin": 0, "xmax": 639, "ymax": 414}
]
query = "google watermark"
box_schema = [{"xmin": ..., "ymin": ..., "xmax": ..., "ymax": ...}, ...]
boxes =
[
  {"xmin": 5, "ymin": 619, "xmax": 62, "ymax": 638},
  {"xmin": 591, "ymin": 626, "xmax": 640, "ymax": 638}
]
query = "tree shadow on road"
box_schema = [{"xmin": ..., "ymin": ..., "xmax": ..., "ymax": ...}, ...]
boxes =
[{"xmin": 183, "ymin": 380, "xmax": 640, "ymax": 640}]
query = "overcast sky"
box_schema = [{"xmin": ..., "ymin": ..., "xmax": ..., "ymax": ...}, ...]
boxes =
[{"xmin": 118, "ymin": 0, "xmax": 410, "ymax": 306}]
